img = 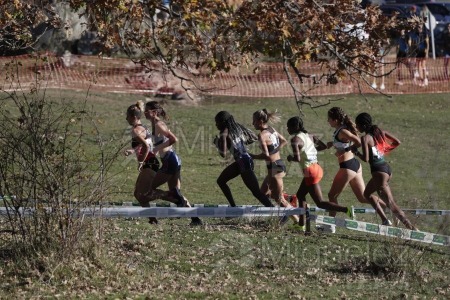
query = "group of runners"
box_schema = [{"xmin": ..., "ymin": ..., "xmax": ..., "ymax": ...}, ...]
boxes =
[{"xmin": 125, "ymin": 101, "xmax": 417, "ymax": 232}]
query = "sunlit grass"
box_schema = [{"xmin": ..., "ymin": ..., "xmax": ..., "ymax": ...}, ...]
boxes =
[{"xmin": 1, "ymin": 90, "xmax": 449, "ymax": 299}]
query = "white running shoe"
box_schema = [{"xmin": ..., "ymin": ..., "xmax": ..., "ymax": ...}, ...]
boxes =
[
  {"xmin": 316, "ymin": 224, "xmax": 336, "ymax": 233},
  {"xmin": 371, "ymin": 82, "xmax": 377, "ymax": 89},
  {"xmin": 325, "ymin": 224, "xmax": 336, "ymax": 233},
  {"xmin": 382, "ymin": 219, "xmax": 393, "ymax": 226},
  {"xmin": 380, "ymin": 83, "xmax": 385, "ymax": 90},
  {"xmin": 424, "ymin": 78, "xmax": 429, "ymax": 86}
]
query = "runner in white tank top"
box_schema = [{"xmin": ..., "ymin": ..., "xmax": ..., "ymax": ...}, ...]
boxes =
[{"xmin": 287, "ymin": 116, "xmax": 353, "ymax": 233}]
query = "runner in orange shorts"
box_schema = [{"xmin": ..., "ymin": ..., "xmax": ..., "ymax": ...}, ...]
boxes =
[
  {"xmin": 287, "ymin": 117, "xmax": 353, "ymax": 232},
  {"xmin": 303, "ymin": 162, "xmax": 323, "ymax": 186}
]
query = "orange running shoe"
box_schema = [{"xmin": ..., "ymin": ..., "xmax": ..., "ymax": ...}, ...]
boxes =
[{"xmin": 283, "ymin": 193, "xmax": 298, "ymax": 207}]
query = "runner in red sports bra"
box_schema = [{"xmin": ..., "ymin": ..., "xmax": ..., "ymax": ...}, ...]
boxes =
[{"xmin": 355, "ymin": 112, "xmax": 417, "ymax": 230}]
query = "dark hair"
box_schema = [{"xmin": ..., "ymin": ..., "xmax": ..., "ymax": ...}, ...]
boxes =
[
  {"xmin": 215, "ymin": 111, "xmax": 257, "ymax": 145},
  {"xmin": 355, "ymin": 112, "xmax": 394, "ymax": 154},
  {"xmin": 287, "ymin": 116, "xmax": 307, "ymax": 134},
  {"xmin": 127, "ymin": 100, "xmax": 145, "ymax": 119},
  {"xmin": 145, "ymin": 100, "xmax": 168, "ymax": 120},
  {"xmin": 328, "ymin": 107, "xmax": 357, "ymax": 135},
  {"xmin": 215, "ymin": 111, "xmax": 232, "ymax": 124}
]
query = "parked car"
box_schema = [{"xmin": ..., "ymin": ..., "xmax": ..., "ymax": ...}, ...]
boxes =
[{"xmin": 420, "ymin": 3, "xmax": 450, "ymax": 22}]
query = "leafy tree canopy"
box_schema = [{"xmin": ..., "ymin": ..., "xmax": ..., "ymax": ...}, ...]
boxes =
[{"xmin": 1, "ymin": 0, "xmax": 417, "ymax": 107}]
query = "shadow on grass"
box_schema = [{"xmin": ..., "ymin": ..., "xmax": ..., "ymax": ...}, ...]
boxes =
[{"xmin": 329, "ymin": 255, "xmax": 405, "ymax": 279}]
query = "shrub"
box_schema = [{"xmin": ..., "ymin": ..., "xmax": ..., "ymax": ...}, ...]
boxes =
[{"xmin": 0, "ymin": 55, "xmax": 117, "ymax": 262}]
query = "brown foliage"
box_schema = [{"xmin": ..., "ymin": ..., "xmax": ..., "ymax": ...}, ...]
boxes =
[{"xmin": 1, "ymin": 1, "xmax": 414, "ymax": 105}]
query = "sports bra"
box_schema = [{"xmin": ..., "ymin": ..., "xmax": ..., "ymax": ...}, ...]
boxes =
[
  {"xmin": 153, "ymin": 133, "xmax": 169, "ymax": 148},
  {"xmin": 368, "ymin": 134, "xmax": 385, "ymax": 165},
  {"xmin": 152, "ymin": 122, "xmax": 175, "ymax": 158},
  {"xmin": 332, "ymin": 126, "xmax": 352, "ymax": 151},
  {"xmin": 152, "ymin": 123, "xmax": 170, "ymax": 148},
  {"xmin": 131, "ymin": 124, "xmax": 155, "ymax": 160},
  {"xmin": 261, "ymin": 127, "xmax": 280, "ymax": 155}
]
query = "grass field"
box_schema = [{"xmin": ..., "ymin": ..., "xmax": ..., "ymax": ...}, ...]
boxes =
[{"xmin": 1, "ymin": 90, "xmax": 449, "ymax": 299}]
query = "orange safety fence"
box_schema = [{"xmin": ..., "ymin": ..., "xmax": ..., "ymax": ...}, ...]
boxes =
[{"xmin": 1, "ymin": 54, "xmax": 449, "ymax": 97}]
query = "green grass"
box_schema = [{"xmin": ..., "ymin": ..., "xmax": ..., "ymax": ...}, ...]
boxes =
[
  {"xmin": 1, "ymin": 90, "xmax": 449, "ymax": 299},
  {"xmin": 78, "ymin": 91, "xmax": 449, "ymax": 233}
]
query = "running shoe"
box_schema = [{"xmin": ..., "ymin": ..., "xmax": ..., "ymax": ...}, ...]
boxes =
[
  {"xmin": 346, "ymin": 206, "xmax": 354, "ymax": 219},
  {"xmin": 190, "ymin": 217, "xmax": 203, "ymax": 226},
  {"xmin": 283, "ymin": 193, "xmax": 298, "ymax": 207},
  {"xmin": 279, "ymin": 214, "xmax": 289, "ymax": 226},
  {"xmin": 289, "ymin": 224, "xmax": 305, "ymax": 233},
  {"xmin": 289, "ymin": 195, "xmax": 298, "ymax": 207},
  {"xmin": 173, "ymin": 192, "xmax": 187, "ymax": 207},
  {"xmin": 327, "ymin": 224, "xmax": 336, "ymax": 233},
  {"xmin": 149, "ymin": 217, "xmax": 158, "ymax": 225},
  {"xmin": 316, "ymin": 224, "xmax": 336, "ymax": 233},
  {"xmin": 382, "ymin": 219, "xmax": 393, "ymax": 226}
]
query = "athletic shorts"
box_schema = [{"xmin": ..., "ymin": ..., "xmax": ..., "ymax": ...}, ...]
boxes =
[
  {"xmin": 416, "ymin": 50, "xmax": 426, "ymax": 58},
  {"xmin": 370, "ymin": 162, "xmax": 392, "ymax": 176},
  {"xmin": 397, "ymin": 51, "xmax": 408, "ymax": 58},
  {"xmin": 236, "ymin": 154, "xmax": 254, "ymax": 173},
  {"xmin": 303, "ymin": 163, "xmax": 323, "ymax": 186},
  {"xmin": 143, "ymin": 156, "xmax": 160, "ymax": 172},
  {"xmin": 159, "ymin": 150, "xmax": 181, "ymax": 174},
  {"xmin": 266, "ymin": 159, "xmax": 286, "ymax": 176},
  {"xmin": 339, "ymin": 157, "xmax": 360, "ymax": 173}
]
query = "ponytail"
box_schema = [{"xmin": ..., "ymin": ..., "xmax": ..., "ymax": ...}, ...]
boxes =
[
  {"xmin": 254, "ymin": 109, "xmax": 281, "ymax": 124},
  {"xmin": 355, "ymin": 112, "xmax": 395, "ymax": 155},
  {"xmin": 145, "ymin": 100, "xmax": 168, "ymax": 120},
  {"xmin": 328, "ymin": 107, "xmax": 357, "ymax": 135},
  {"xmin": 136, "ymin": 100, "xmax": 145, "ymax": 112},
  {"xmin": 370, "ymin": 125, "xmax": 395, "ymax": 155},
  {"xmin": 127, "ymin": 101, "xmax": 144, "ymax": 119},
  {"xmin": 342, "ymin": 114, "xmax": 358, "ymax": 136}
]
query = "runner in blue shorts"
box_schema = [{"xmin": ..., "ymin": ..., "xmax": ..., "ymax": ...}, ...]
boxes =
[{"xmin": 144, "ymin": 100, "xmax": 202, "ymax": 226}]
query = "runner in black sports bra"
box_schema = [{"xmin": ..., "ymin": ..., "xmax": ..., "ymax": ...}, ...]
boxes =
[
  {"xmin": 325, "ymin": 107, "xmax": 387, "ymax": 220},
  {"xmin": 260, "ymin": 127, "xmax": 286, "ymax": 174},
  {"xmin": 251, "ymin": 109, "xmax": 299, "ymax": 225},
  {"xmin": 332, "ymin": 126, "xmax": 361, "ymax": 173}
]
